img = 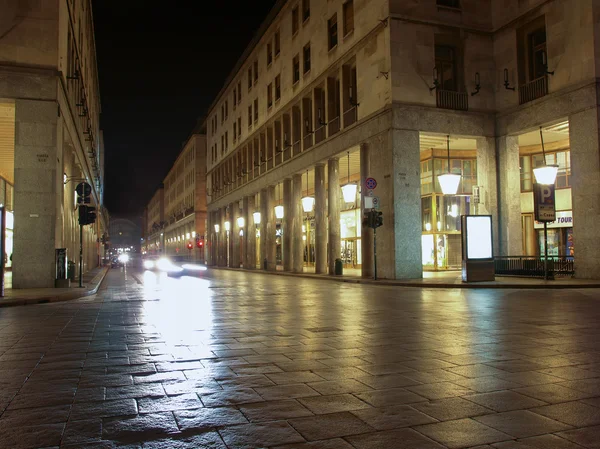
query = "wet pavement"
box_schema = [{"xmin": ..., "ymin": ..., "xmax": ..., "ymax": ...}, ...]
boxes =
[{"xmin": 0, "ymin": 267, "xmax": 599, "ymax": 448}]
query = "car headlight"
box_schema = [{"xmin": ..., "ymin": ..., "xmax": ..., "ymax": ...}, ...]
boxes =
[{"xmin": 143, "ymin": 260, "xmax": 155, "ymax": 270}]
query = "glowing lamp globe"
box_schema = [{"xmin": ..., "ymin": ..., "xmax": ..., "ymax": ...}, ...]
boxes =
[
  {"xmin": 341, "ymin": 183, "xmax": 357, "ymax": 203},
  {"xmin": 237, "ymin": 216, "xmax": 245, "ymax": 228},
  {"xmin": 533, "ymin": 164, "xmax": 558, "ymax": 185},
  {"xmin": 224, "ymin": 221, "xmax": 231, "ymax": 232},
  {"xmin": 214, "ymin": 224, "xmax": 220, "ymax": 233},
  {"xmin": 301, "ymin": 196, "xmax": 315, "ymax": 213},
  {"xmin": 274, "ymin": 205, "xmax": 284, "ymax": 219},
  {"xmin": 438, "ymin": 173, "xmax": 461, "ymax": 195},
  {"xmin": 253, "ymin": 211, "xmax": 261, "ymax": 225}
]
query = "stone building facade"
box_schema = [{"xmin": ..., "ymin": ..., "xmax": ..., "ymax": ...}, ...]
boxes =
[
  {"xmin": 143, "ymin": 128, "xmax": 208, "ymax": 262},
  {"xmin": 204, "ymin": 0, "xmax": 600, "ymax": 280},
  {"xmin": 0, "ymin": 0, "xmax": 107, "ymax": 287}
]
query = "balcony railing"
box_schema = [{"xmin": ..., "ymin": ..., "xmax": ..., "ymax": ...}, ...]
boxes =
[
  {"xmin": 519, "ymin": 76, "xmax": 548, "ymax": 105},
  {"xmin": 293, "ymin": 141, "xmax": 301, "ymax": 157},
  {"xmin": 343, "ymin": 107, "xmax": 357, "ymax": 127},
  {"xmin": 328, "ymin": 116, "xmax": 340, "ymax": 136},
  {"xmin": 494, "ymin": 256, "xmax": 574, "ymax": 278},
  {"xmin": 303, "ymin": 134, "xmax": 313, "ymax": 151},
  {"xmin": 436, "ymin": 89, "xmax": 468, "ymax": 111},
  {"xmin": 314, "ymin": 125, "xmax": 325, "ymax": 145}
]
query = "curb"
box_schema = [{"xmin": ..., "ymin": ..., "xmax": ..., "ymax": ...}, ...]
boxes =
[
  {"xmin": 209, "ymin": 266, "xmax": 600, "ymax": 289},
  {"xmin": 0, "ymin": 266, "xmax": 110, "ymax": 308}
]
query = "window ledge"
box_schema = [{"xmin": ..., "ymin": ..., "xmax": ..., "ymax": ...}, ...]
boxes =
[
  {"xmin": 437, "ymin": 5, "xmax": 462, "ymax": 13},
  {"xmin": 293, "ymin": 80, "xmax": 300, "ymax": 87},
  {"xmin": 292, "ymin": 30, "xmax": 299, "ymax": 39},
  {"xmin": 343, "ymin": 29, "xmax": 354, "ymax": 41},
  {"xmin": 303, "ymin": 16, "xmax": 310, "ymax": 26},
  {"xmin": 328, "ymin": 44, "xmax": 338, "ymax": 53},
  {"xmin": 304, "ymin": 69, "xmax": 311, "ymax": 77},
  {"xmin": 274, "ymin": 52, "xmax": 280, "ymax": 59}
]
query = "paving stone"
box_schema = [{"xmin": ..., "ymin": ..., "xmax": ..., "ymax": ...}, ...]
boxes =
[
  {"xmin": 453, "ymin": 376, "xmax": 523, "ymax": 393},
  {"xmin": 239, "ymin": 399, "xmax": 313, "ymax": 422},
  {"xmin": 141, "ymin": 431, "xmax": 227, "ymax": 448},
  {"xmin": 0, "ymin": 423, "xmax": 65, "ymax": 449},
  {"xmin": 174, "ymin": 406, "xmax": 248, "ymax": 430},
  {"xmin": 255, "ymin": 383, "xmax": 319, "ymax": 401},
  {"xmin": 531, "ymin": 400, "xmax": 600, "ymax": 427},
  {"xmin": 406, "ymin": 381, "xmax": 474, "ymax": 400},
  {"xmin": 465, "ymin": 391, "xmax": 547, "ymax": 412},
  {"xmin": 219, "ymin": 420, "xmax": 304, "ymax": 448},
  {"xmin": 513, "ymin": 383, "xmax": 596, "ymax": 403},
  {"xmin": 70, "ymin": 399, "xmax": 138, "ymax": 420},
  {"xmin": 273, "ymin": 437, "xmax": 355, "ymax": 448},
  {"xmin": 306, "ymin": 379, "xmax": 373, "ymax": 395},
  {"xmin": 556, "ymin": 425, "xmax": 600, "ymax": 448},
  {"xmin": 102, "ymin": 412, "xmax": 180, "ymax": 441},
  {"xmin": 415, "ymin": 418, "xmax": 513, "ymax": 448},
  {"xmin": 106, "ymin": 383, "xmax": 166, "ymax": 400},
  {"xmin": 133, "ymin": 372, "xmax": 186, "ymax": 384},
  {"xmin": 518, "ymin": 433, "xmax": 591, "ymax": 448},
  {"xmin": 137, "ymin": 393, "xmax": 203, "ymax": 414},
  {"xmin": 412, "ymin": 397, "xmax": 493, "ymax": 421},
  {"xmin": 200, "ymin": 387, "xmax": 265, "ymax": 406},
  {"xmin": 62, "ymin": 418, "xmax": 103, "ymax": 445},
  {"xmin": 350, "ymin": 404, "xmax": 437, "ymax": 430},
  {"xmin": 345, "ymin": 428, "xmax": 446, "ymax": 448},
  {"xmin": 474, "ymin": 410, "xmax": 572, "ymax": 437},
  {"xmin": 289, "ymin": 411, "xmax": 375, "ymax": 440},
  {"xmin": 0, "ymin": 404, "xmax": 70, "ymax": 428},
  {"xmin": 355, "ymin": 387, "xmax": 428, "ymax": 407}
]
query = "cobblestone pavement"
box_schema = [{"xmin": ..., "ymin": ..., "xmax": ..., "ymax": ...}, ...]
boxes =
[{"xmin": 1, "ymin": 268, "xmax": 600, "ymax": 448}]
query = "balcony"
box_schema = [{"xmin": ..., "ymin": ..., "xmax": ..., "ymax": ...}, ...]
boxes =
[
  {"xmin": 436, "ymin": 89, "xmax": 468, "ymax": 111},
  {"xmin": 519, "ymin": 76, "xmax": 548, "ymax": 105}
]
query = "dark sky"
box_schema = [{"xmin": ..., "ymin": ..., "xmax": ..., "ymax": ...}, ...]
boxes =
[{"xmin": 93, "ymin": 0, "xmax": 277, "ymax": 218}]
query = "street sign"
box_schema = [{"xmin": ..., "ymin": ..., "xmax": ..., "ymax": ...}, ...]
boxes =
[
  {"xmin": 365, "ymin": 177, "xmax": 377, "ymax": 190},
  {"xmin": 75, "ymin": 182, "xmax": 91, "ymax": 197},
  {"xmin": 533, "ymin": 183, "xmax": 555, "ymax": 222},
  {"xmin": 372, "ymin": 196, "xmax": 380, "ymax": 210},
  {"xmin": 367, "ymin": 190, "xmax": 375, "ymax": 197}
]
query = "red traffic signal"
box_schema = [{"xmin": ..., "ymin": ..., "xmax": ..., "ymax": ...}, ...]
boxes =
[
  {"xmin": 197, "ymin": 240, "xmax": 204, "ymax": 248},
  {"xmin": 187, "ymin": 242, "xmax": 193, "ymax": 250}
]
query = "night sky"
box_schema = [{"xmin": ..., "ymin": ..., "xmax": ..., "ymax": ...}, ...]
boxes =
[{"xmin": 93, "ymin": 0, "xmax": 277, "ymax": 218}]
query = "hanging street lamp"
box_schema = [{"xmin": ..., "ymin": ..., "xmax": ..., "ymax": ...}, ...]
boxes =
[
  {"xmin": 341, "ymin": 151, "xmax": 357, "ymax": 203},
  {"xmin": 533, "ymin": 127, "xmax": 559, "ymax": 185},
  {"xmin": 438, "ymin": 135, "xmax": 461, "ymax": 195},
  {"xmin": 301, "ymin": 170, "xmax": 315, "ymax": 213}
]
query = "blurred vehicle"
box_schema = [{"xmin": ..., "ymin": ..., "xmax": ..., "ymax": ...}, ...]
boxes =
[
  {"xmin": 146, "ymin": 255, "xmax": 208, "ymax": 277},
  {"xmin": 110, "ymin": 257, "xmax": 121, "ymax": 268}
]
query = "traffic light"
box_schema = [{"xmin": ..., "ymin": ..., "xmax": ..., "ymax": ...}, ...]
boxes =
[
  {"xmin": 78, "ymin": 205, "xmax": 96, "ymax": 226},
  {"xmin": 197, "ymin": 239, "xmax": 204, "ymax": 248},
  {"xmin": 375, "ymin": 211, "xmax": 383, "ymax": 228},
  {"xmin": 187, "ymin": 242, "xmax": 193, "ymax": 250}
]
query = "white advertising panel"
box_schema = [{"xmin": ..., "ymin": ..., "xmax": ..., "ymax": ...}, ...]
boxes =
[{"xmin": 466, "ymin": 216, "xmax": 493, "ymax": 260}]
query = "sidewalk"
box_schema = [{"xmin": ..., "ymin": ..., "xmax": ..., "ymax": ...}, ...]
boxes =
[
  {"xmin": 0, "ymin": 266, "xmax": 109, "ymax": 307},
  {"xmin": 213, "ymin": 266, "xmax": 600, "ymax": 289}
]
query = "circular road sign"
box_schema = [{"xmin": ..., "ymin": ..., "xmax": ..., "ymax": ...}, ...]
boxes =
[
  {"xmin": 365, "ymin": 177, "xmax": 377, "ymax": 190},
  {"xmin": 76, "ymin": 182, "xmax": 92, "ymax": 197}
]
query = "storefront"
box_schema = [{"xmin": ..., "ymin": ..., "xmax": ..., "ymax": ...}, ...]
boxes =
[
  {"xmin": 340, "ymin": 209, "xmax": 361, "ymax": 268},
  {"xmin": 420, "ymin": 154, "xmax": 477, "ymax": 271},
  {"xmin": 534, "ymin": 210, "xmax": 574, "ymax": 257}
]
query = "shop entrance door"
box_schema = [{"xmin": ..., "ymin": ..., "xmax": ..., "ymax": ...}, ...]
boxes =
[{"xmin": 341, "ymin": 238, "xmax": 361, "ymax": 268}]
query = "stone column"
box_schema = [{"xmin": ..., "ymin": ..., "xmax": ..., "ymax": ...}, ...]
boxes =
[
  {"xmin": 206, "ymin": 211, "xmax": 213, "ymax": 266},
  {"xmin": 496, "ymin": 135, "xmax": 522, "ymax": 256},
  {"xmin": 13, "ymin": 99, "xmax": 60, "ymax": 288},
  {"xmin": 292, "ymin": 173, "xmax": 304, "ymax": 273},
  {"xmin": 246, "ymin": 195, "xmax": 257, "ymax": 269},
  {"xmin": 228, "ymin": 204, "xmax": 235, "ymax": 267},
  {"xmin": 392, "ymin": 130, "xmax": 422, "ymax": 279},
  {"xmin": 260, "ymin": 188, "xmax": 268, "ymax": 269},
  {"xmin": 476, "ymin": 137, "xmax": 500, "ymax": 256},
  {"xmin": 328, "ymin": 158, "xmax": 341, "ymax": 275},
  {"xmin": 232, "ymin": 201, "xmax": 241, "ymax": 268},
  {"xmin": 218, "ymin": 208, "xmax": 226, "ymax": 267},
  {"xmin": 283, "ymin": 178, "xmax": 293, "ymax": 271},
  {"xmin": 315, "ymin": 164, "xmax": 327, "ymax": 274},
  {"xmin": 570, "ymin": 108, "xmax": 600, "ymax": 278},
  {"xmin": 266, "ymin": 185, "xmax": 277, "ymax": 271},
  {"xmin": 360, "ymin": 143, "xmax": 374, "ymax": 278}
]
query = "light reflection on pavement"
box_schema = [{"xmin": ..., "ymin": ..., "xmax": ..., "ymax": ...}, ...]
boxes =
[{"xmin": 0, "ymin": 267, "xmax": 599, "ymax": 448}]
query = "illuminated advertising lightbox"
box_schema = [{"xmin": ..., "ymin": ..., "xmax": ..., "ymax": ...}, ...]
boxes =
[{"xmin": 464, "ymin": 215, "xmax": 493, "ymax": 260}]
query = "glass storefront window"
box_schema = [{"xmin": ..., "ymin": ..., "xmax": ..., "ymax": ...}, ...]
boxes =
[
  {"xmin": 429, "ymin": 158, "xmax": 477, "ymax": 194},
  {"xmin": 520, "ymin": 155, "xmax": 532, "ymax": 191},
  {"xmin": 436, "ymin": 195, "xmax": 471, "ymax": 232},
  {"xmin": 421, "ymin": 196, "xmax": 432, "ymax": 232},
  {"xmin": 420, "ymin": 160, "xmax": 433, "ymax": 194}
]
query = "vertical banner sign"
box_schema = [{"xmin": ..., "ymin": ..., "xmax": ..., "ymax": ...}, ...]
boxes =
[{"xmin": 533, "ymin": 183, "xmax": 556, "ymax": 222}]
